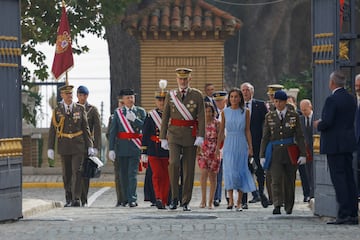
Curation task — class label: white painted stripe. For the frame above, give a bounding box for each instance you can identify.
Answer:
[87,187,110,207]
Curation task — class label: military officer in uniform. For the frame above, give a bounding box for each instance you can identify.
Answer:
[266,84,284,111]
[108,88,146,207]
[48,85,94,207]
[141,80,170,209]
[106,95,125,207]
[260,90,306,215]
[160,68,205,211]
[76,85,102,207]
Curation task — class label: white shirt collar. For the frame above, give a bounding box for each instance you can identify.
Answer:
[332,87,342,94]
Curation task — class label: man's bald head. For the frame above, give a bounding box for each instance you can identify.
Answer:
[300,99,313,117]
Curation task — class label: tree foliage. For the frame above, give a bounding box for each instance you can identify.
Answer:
[21,0,138,125]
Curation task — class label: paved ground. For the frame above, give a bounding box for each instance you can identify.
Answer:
[0,170,358,239]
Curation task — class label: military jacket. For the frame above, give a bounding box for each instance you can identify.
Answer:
[160,88,205,146]
[260,108,306,159]
[108,105,146,157]
[84,103,102,150]
[142,109,169,158]
[48,102,93,155]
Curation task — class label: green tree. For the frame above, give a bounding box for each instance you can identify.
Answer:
[21,0,138,125]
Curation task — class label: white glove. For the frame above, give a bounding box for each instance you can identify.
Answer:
[93,148,98,156]
[260,158,266,167]
[141,154,148,163]
[194,136,204,146]
[297,156,306,165]
[126,111,136,122]
[160,139,169,150]
[108,150,116,162]
[88,147,95,156]
[47,149,54,159]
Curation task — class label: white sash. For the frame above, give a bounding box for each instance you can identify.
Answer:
[149,109,162,130]
[169,90,193,120]
[116,108,142,149]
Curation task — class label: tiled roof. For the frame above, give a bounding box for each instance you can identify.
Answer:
[122,0,242,40]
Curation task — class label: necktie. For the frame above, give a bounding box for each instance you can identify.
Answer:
[66,105,71,115]
[280,112,284,123]
[181,89,186,101]
[306,116,310,127]
[245,102,249,108]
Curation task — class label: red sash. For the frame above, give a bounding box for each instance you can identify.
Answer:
[170,119,198,137]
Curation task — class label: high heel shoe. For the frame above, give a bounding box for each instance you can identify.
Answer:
[199,202,206,208]
[227,205,233,209]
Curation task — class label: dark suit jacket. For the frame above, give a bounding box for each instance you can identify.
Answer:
[249,99,268,158]
[300,114,313,152]
[317,88,357,154]
[109,105,146,157]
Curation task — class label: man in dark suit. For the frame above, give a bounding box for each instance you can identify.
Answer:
[240,82,269,208]
[299,99,314,200]
[354,74,360,200]
[314,70,358,225]
[204,83,218,117]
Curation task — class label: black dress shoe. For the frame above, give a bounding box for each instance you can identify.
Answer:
[115,201,122,207]
[268,200,273,205]
[156,199,166,209]
[129,202,138,207]
[183,204,191,211]
[272,206,281,215]
[169,199,178,210]
[327,216,358,225]
[303,196,311,203]
[242,203,248,209]
[260,194,269,208]
[213,199,220,207]
[249,196,260,203]
[286,210,292,215]
[81,200,88,207]
[121,202,128,207]
[64,201,72,207]
[71,200,81,207]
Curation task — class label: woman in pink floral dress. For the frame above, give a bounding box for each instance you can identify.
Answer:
[197,102,221,209]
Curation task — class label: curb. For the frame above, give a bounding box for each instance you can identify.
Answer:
[22,199,63,218]
[22,180,303,188]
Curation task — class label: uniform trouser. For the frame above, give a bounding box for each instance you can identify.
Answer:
[270,155,297,213]
[305,160,314,198]
[113,158,125,203]
[266,171,273,202]
[149,156,170,205]
[327,153,358,219]
[80,154,89,204]
[168,143,197,205]
[144,163,156,203]
[61,153,83,201]
[298,163,310,198]
[214,159,223,201]
[118,155,139,203]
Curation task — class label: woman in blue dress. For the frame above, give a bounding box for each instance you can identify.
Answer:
[216,88,256,211]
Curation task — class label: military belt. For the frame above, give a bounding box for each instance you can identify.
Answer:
[60,130,83,139]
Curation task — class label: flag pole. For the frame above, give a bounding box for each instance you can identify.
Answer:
[63,0,68,86]
[65,71,69,85]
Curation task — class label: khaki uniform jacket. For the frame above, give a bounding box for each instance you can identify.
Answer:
[84,103,102,150]
[48,102,93,155]
[260,108,306,160]
[160,88,205,146]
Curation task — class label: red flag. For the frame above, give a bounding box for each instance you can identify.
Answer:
[340,0,344,31]
[51,4,74,80]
